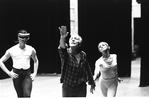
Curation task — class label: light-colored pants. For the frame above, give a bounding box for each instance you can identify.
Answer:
[99,76,118,97]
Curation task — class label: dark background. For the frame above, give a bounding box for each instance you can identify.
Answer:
[0,0,132,79]
[78,0,132,77]
[139,0,149,87]
[0,0,70,79]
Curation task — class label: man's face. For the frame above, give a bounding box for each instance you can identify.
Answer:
[69,35,82,47]
[18,33,30,43]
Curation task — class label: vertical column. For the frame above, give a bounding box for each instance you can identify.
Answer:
[132,0,141,54]
[70,0,78,35]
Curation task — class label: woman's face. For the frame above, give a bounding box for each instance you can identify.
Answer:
[98,42,109,52]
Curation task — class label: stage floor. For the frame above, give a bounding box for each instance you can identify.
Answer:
[1,58,149,98]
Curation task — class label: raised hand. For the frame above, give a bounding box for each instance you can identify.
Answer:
[58,26,69,37]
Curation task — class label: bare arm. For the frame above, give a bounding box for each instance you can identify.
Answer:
[0,50,18,79]
[58,26,69,49]
[0,51,11,75]
[94,60,100,80]
[30,49,39,81]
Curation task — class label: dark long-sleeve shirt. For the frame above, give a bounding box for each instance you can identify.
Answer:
[58,47,95,87]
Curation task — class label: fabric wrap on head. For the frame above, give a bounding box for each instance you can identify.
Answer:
[98,42,110,52]
[18,33,30,37]
[18,32,30,41]
[69,34,82,46]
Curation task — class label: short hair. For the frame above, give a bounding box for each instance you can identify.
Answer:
[98,41,110,52]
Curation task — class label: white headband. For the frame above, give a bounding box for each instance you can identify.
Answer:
[18,33,30,37]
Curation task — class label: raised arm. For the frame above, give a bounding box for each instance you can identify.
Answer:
[58,26,69,49]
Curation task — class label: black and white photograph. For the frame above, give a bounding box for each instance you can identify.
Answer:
[0,0,147,98]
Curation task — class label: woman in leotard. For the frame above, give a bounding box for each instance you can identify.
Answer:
[94,42,122,97]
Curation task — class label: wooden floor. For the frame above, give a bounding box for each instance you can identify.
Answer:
[0,57,149,98]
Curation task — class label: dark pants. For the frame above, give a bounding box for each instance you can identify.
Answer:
[12,68,32,98]
[62,82,87,97]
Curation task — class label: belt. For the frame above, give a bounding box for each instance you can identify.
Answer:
[13,67,30,71]
[13,67,31,75]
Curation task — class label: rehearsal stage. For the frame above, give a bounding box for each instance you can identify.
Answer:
[1,58,149,98]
